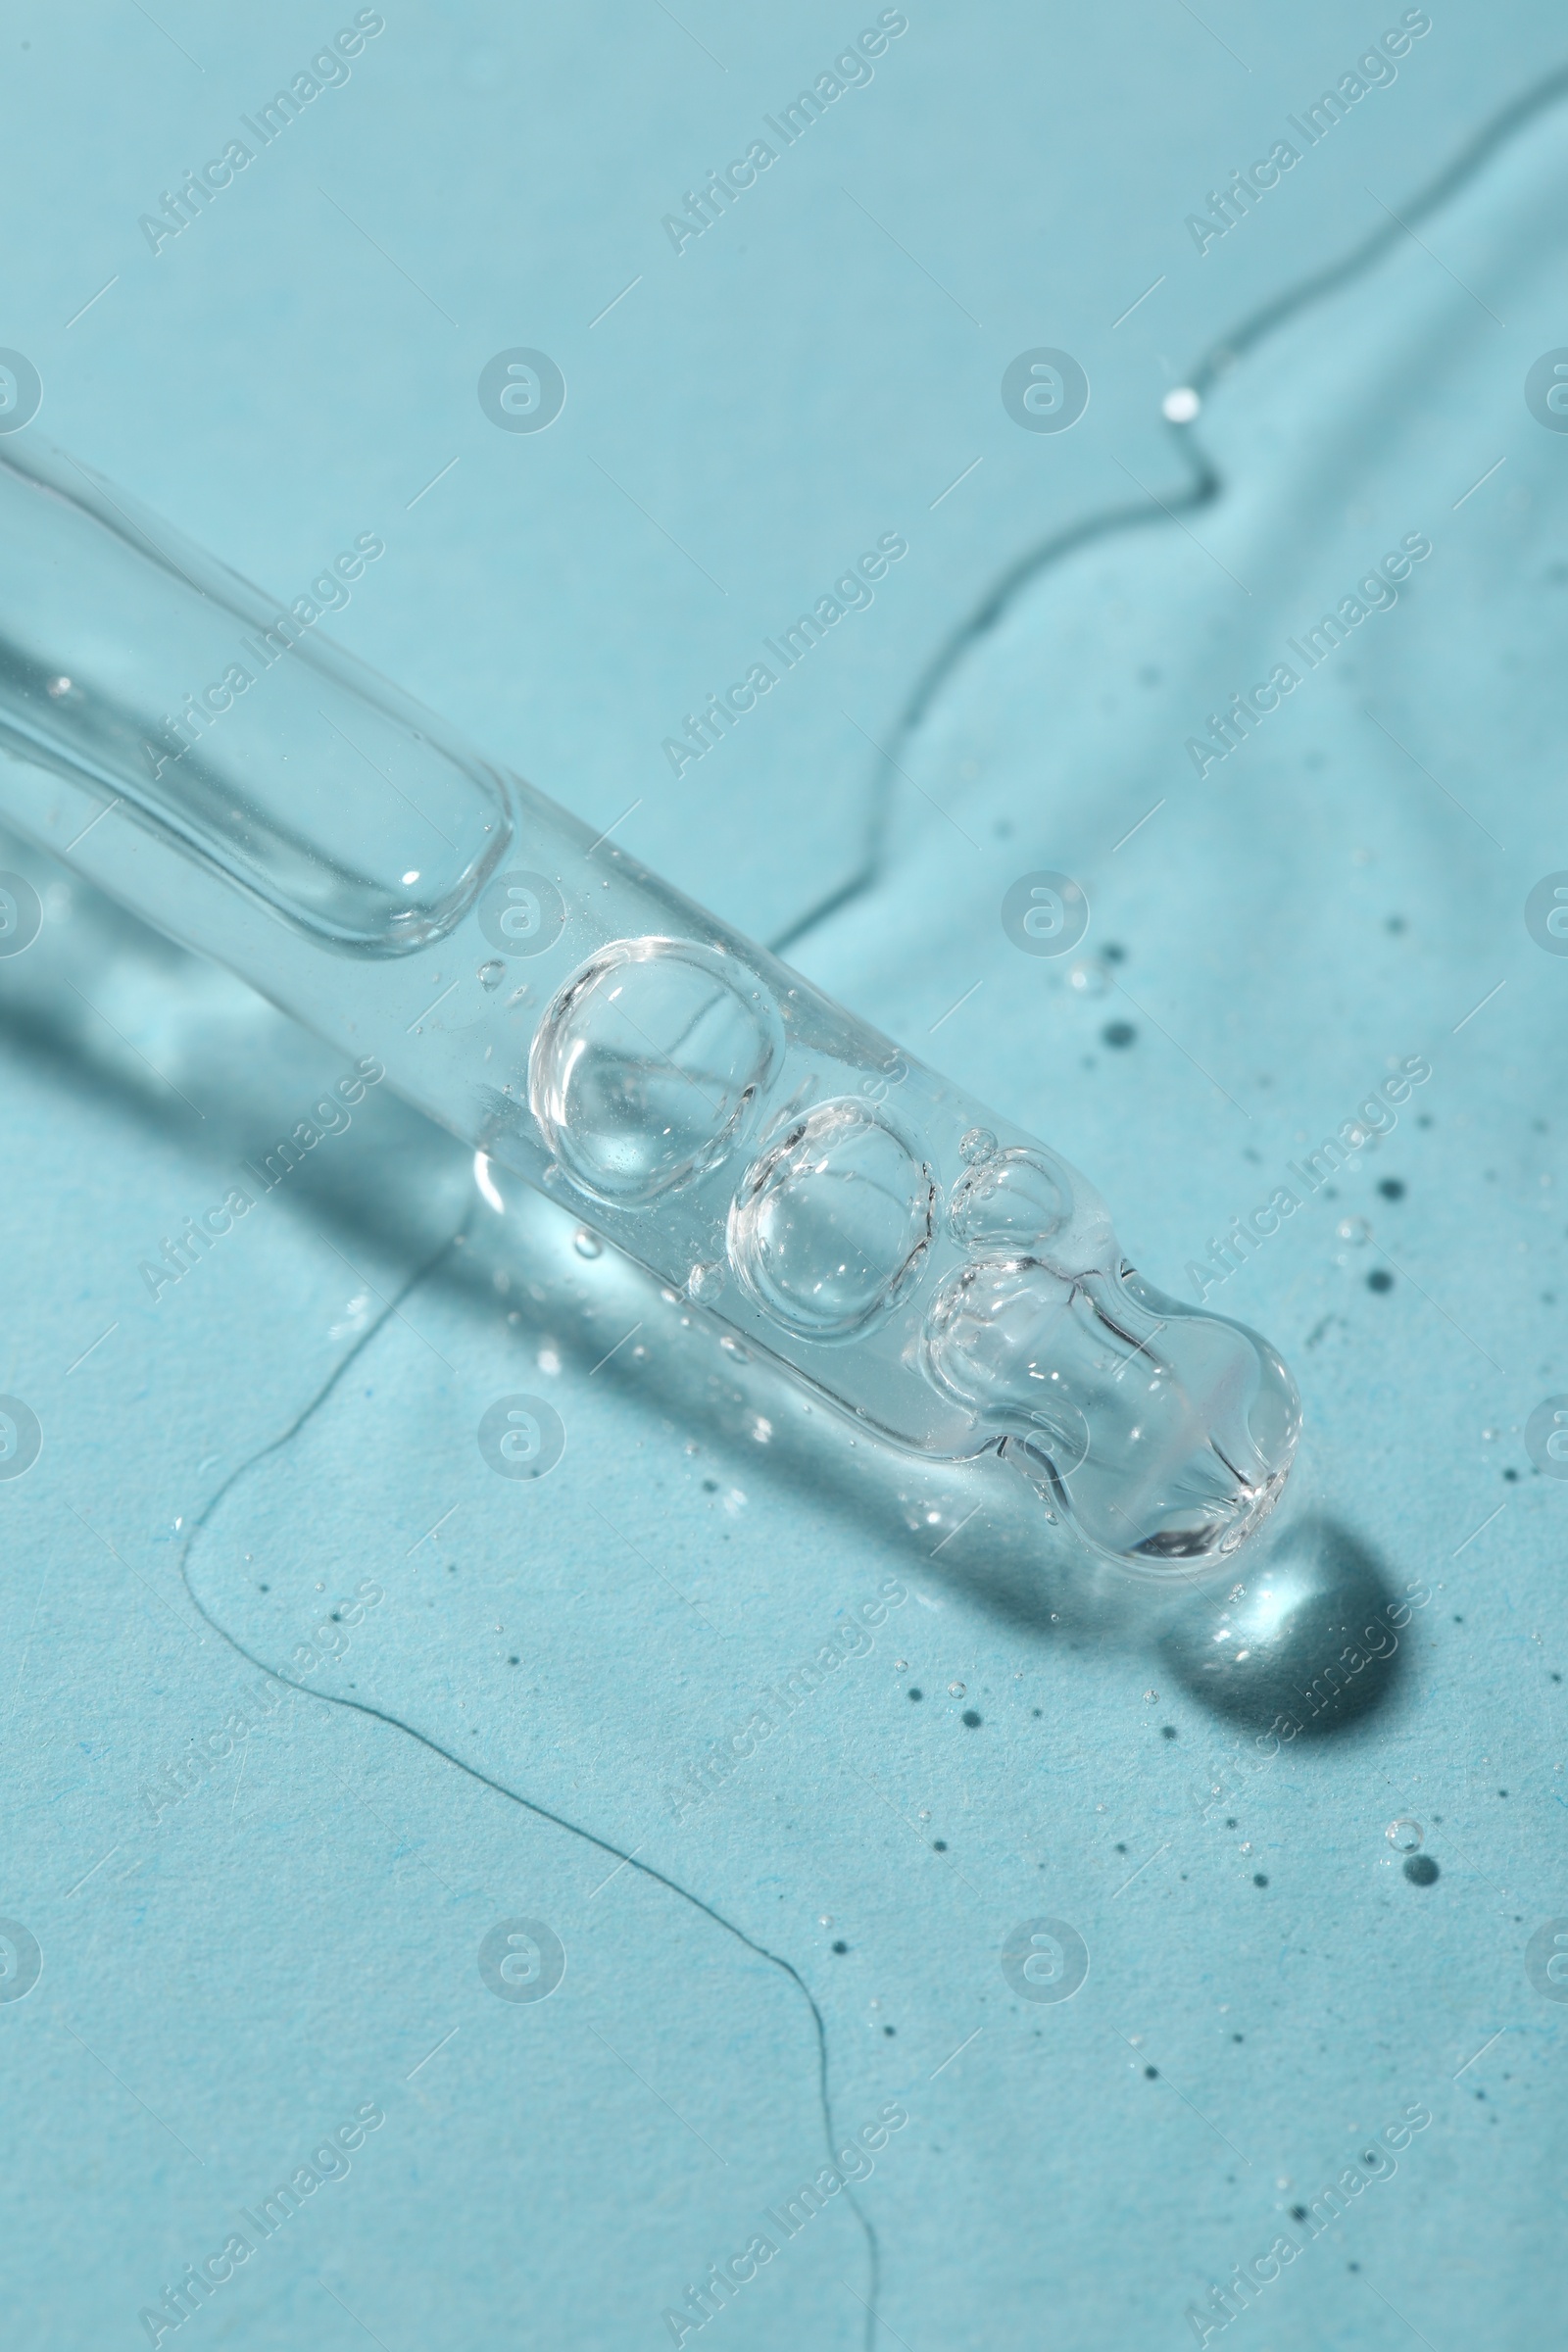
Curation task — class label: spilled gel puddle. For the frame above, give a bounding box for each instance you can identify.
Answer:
[175,1233,887,2345]
[769,59,1568,963]
[7,71,1567,2342]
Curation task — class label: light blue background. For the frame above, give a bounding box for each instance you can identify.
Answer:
[1,4,1565,2346]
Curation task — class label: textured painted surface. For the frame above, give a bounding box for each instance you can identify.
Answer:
[1,5,1564,2347]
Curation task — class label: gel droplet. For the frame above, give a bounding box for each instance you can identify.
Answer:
[572,1228,603,1259]
[1159,1515,1397,1730]
[958,1126,997,1164]
[530,937,781,1205]
[1386,1818,1423,1852]
[728,1100,934,1339]
[477,957,506,990]
[687,1258,726,1302]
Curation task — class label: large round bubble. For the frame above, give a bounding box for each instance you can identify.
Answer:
[529,937,781,1206]
[728,1099,935,1339]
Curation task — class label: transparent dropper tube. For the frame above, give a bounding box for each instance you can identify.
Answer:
[0,438,1299,1568]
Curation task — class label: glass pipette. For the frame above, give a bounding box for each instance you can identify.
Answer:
[0,437,1299,1567]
